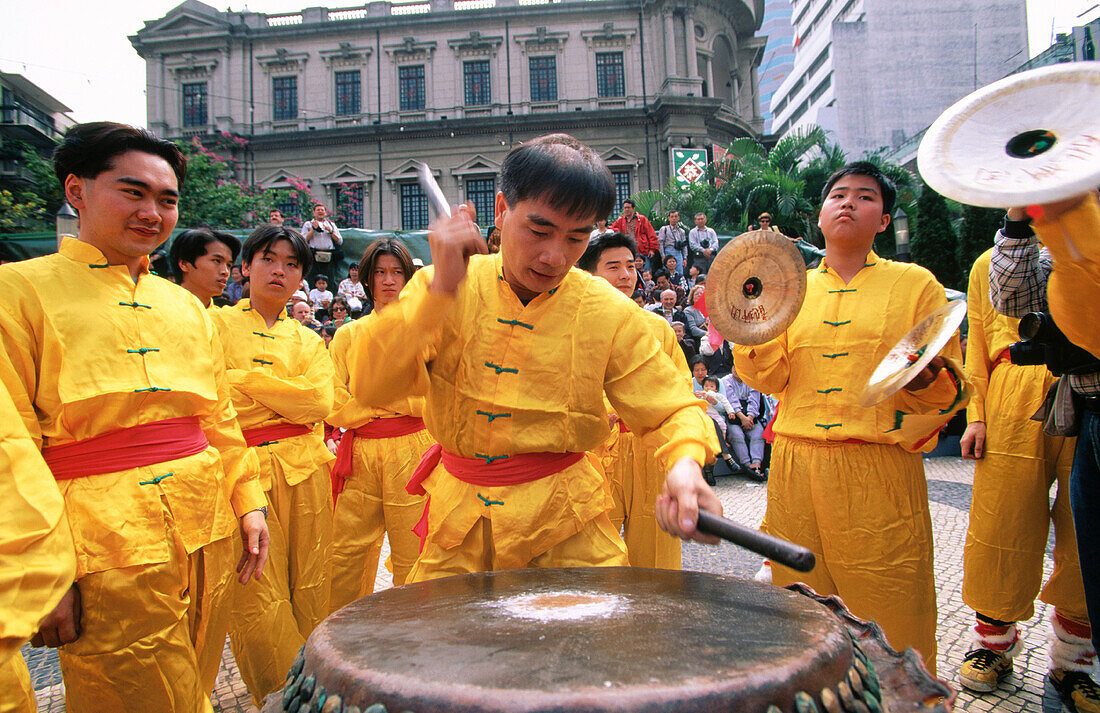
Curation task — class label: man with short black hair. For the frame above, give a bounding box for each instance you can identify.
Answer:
[170,226,241,307]
[658,210,688,272]
[612,199,658,270]
[0,121,269,712]
[347,134,721,581]
[734,161,968,673]
[303,203,343,285]
[269,209,285,226]
[688,212,718,273]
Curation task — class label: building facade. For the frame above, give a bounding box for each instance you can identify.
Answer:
[131,0,766,231]
[769,0,1027,158]
[0,73,73,196]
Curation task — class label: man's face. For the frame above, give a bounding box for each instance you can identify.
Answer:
[65,150,179,262]
[269,210,283,226]
[661,290,675,309]
[495,193,593,302]
[692,362,707,381]
[622,202,635,219]
[243,238,303,306]
[181,240,233,301]
[291,300,311,323]
[817,174,889,249]
[669,212,679,226]
[694,214,706,229]
[656,275,670,290]
[371,253,407,307]
[672,323,685,340]
[313,205,327,221]
[759,215,771,228]
[230,264,242,283]
[593,246,637,297]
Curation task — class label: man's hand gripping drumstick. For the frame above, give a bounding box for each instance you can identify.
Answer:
[428,204,487,296]
[656,456,723,545]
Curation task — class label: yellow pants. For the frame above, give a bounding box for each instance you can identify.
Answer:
[609,430,681,569]
[409,512,628,582]
[963,363,1087,624]
[0,655,34,713]
[764,436,938,674]
[329,429,433,611]
[229,466,332,708]
[59,503,234,713]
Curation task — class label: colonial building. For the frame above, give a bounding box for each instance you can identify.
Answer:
[131,0,765,230]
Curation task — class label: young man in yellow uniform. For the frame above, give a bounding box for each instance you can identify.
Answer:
[346,134,721,581]
[733,162,967,674]
[576,231,700,569]
[0,385,77,713]
[170,226,241,308]
[211,224,335,707]
[0,122,269,713]
[327,238,433,609]
[957,247,1092,698]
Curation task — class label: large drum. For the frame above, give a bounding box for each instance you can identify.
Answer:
[269,568,953,713]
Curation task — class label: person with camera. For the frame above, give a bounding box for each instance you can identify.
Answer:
[956,247,1092,708]
[988,196,1100,713]
[657,210,688,273]
[303,203,343,286]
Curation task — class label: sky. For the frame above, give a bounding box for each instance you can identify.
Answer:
[0,0,1092,127]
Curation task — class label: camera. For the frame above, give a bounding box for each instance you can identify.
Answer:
[1009,312,1100,376]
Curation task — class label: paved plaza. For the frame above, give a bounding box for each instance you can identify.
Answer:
[22,456,1090,712]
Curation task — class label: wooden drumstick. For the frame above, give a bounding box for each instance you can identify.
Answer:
[696,510,816,573]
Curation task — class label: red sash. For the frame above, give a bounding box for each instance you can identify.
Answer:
[617,420,631,434]
[241,422,312,448]
[330,416,426,503]
[405,445,586,550]
[995,347,1012,366]
[42,417,209,481]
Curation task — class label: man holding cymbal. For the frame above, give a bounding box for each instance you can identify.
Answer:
[734,161,968,674]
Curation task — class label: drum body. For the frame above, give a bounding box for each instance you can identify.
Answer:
[268,568,953,713]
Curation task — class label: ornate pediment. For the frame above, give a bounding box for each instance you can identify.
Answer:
[601,146,640,166]
[320,42,373,68]
[513,26,569,55]
[383,37,437,63]
[136,1,229,37]
[447,31,504,58]
[581,23,637,50]
[166,52,219,77]
[450,154,501,177]
[257,48,310,73]
[320,164,376,185]
[258,169,310,189]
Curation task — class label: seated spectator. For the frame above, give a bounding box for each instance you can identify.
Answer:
[647,288,688,326]
[639,268,655,295]
[633,254,646,292]
[589,217,613,240]
[671,321,697,363]
[721,366,767,480]
[700,375,740,473]
[308,275,333,320]
[646,270,684,305]
[687,264,703,287]
[701,337,733,379]
[226,264,245,304]
[631,289,647,308]
[690,356,708,392]
[682,285,708,342]
[664,255,690,294]
[326,296,354,328]
[337,264,366,314]
[321,323,338,347]
[291,298,323,333]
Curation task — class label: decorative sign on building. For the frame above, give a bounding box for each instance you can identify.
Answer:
[672,148,708,186]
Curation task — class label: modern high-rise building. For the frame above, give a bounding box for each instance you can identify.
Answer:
[757,0,795,134]
[131,0,767,231]
[769,0,1027,158]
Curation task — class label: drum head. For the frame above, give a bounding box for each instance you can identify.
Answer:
[308,568,852,712]
[918,63,1100,207]
[706,230,807,346]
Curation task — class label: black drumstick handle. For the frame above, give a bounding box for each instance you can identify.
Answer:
[696,510,816,573]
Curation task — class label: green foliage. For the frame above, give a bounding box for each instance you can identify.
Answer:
[957,205,1001,279]
[911,182,961,289]
[176,137,270,229]
[0,189,45,231]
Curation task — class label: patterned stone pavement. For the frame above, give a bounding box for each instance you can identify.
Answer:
[22,456,1092,712]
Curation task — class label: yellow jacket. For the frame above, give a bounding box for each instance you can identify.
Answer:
[328,312,425,429]
[0,384,76,660]
[0,238,265,578]
[210,300,335,489]
[1036,197,1100,360]
[347,253,715,469]
[964,248,1045,423]
[733,253,966,451]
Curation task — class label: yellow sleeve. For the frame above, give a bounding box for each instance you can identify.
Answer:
[894,277,968,416]
[329,324,356,425]
[347,267,451,407]
[964,258,993,424]
[230,330,335,425]
[0,384,76,660]
[731,335,790,397]
[202,321,266,518]
[605,310,719,469]
[1038,196,1100,359]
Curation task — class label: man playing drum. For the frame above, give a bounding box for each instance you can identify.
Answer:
[734,162,968,673]
[345,134,721,581]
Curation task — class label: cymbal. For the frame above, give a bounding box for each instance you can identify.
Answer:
[860,300,967,407]
[706,230,807,346]
[918,63,1100,207]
